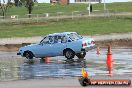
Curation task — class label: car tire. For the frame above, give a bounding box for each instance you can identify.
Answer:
[24,51,34,59]
[64,49,75,59]
[76,51,86,59]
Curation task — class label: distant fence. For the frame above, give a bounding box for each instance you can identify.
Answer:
[0,10,132,23]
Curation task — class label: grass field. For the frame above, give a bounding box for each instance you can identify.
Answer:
[1,2,132,38]
[0,17,132,38]
[6,2,132,16]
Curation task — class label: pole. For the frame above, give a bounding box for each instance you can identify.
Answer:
[88,0,91,16]
[104,0,106,16]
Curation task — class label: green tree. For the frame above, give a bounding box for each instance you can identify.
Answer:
[0,0,12,19]
[14,0,36,18]
[25,0,34,18]
[14,0,23,7]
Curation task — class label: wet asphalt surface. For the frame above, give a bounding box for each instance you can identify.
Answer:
[0,47,132,80]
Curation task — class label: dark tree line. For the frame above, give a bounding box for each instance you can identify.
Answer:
[26,0,34,17]
[0,0,12,18]
[14,0,36,17]
[0,0,37,18]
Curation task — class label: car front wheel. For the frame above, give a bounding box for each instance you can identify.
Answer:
[64,49,75,59]
[24,51,34,59]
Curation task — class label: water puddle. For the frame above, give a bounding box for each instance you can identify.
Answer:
[0,47,132,80]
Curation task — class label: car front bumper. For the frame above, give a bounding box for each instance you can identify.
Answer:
[17,52,21,55]
[82,45,96,52]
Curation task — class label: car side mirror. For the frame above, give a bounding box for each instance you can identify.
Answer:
[39,43,43,46]
[68,40,71,42]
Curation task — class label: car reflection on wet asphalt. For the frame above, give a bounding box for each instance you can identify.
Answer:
[0,47,132,80]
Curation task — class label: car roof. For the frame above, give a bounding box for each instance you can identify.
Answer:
[48,32,77,36]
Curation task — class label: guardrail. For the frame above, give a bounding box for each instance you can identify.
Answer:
[0,10,132,24]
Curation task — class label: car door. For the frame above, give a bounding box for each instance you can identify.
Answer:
[49,35,67,56]
[34,36,54,57]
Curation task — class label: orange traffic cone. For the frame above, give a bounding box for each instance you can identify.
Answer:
[44,57,50,64]
[84,71,88,78]
[106,45,113,76]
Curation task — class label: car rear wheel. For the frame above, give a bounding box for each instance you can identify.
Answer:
[76,51,86,59]
[64,49,75,59]
[24,51,34,59]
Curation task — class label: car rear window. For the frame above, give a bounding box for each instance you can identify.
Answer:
[68,33,82,41]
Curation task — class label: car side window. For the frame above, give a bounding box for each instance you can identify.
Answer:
[61,36,67,43]
[57,36,62,43]
[54,35,67,43]
[54,36,58,43]
[49,36,54,44]
[56,36,67,43]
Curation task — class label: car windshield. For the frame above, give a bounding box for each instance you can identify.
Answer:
[68,33,82,41]
[40,36,49,44]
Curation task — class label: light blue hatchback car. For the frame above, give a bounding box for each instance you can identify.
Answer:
[17,32,96,60]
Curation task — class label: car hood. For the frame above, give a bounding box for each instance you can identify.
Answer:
[19,43,39,50]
